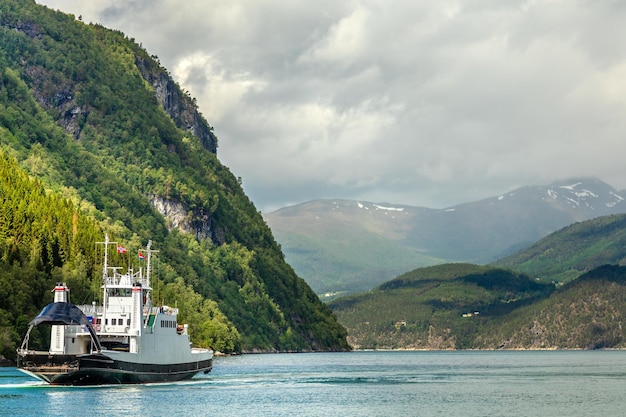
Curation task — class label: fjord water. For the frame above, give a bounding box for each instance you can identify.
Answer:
[2,351,626,416]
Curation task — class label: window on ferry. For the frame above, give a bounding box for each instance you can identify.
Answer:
[127,319,131,326]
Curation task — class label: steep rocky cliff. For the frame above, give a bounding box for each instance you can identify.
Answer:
[135,55,217,154]
[150,194,223,243]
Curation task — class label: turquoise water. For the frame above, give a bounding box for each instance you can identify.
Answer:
[2,350,626,416]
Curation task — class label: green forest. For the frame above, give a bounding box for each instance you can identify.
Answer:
[493,213,626,284]
[330,264,554,349]
[0,0,348,361]
[330,216,626,351]
[330,262,626,350]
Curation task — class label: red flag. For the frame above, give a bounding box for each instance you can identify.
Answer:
[117,244,127,254]
[138,251,145,260]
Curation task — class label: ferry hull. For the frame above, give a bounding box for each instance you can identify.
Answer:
[18,352,213,385]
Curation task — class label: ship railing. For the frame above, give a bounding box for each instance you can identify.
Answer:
[78,304,178,317]
[141,306,179,316]
[154,305,179,315]
[77,304,104,315]
[104,269,150,288]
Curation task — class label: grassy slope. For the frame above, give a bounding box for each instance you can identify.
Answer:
[493,214,626,284]
[265,201,444,296]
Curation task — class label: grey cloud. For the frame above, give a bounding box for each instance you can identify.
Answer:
[37,0,626,211]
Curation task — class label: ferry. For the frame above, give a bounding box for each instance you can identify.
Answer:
[16,235,213,385]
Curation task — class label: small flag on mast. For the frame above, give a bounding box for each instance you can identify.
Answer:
[117,244,127,254]
[138,251,145,260]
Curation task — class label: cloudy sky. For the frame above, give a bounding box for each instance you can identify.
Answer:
[37,0,626,212]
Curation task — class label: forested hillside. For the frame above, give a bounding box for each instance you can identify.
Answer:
[330,264,554,349]
[493,213,626,284]
[474,265,626,349]
[0,0,348,361]
[0,154,102,357]
[330,263,626,350]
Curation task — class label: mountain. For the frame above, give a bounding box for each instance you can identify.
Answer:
[330,212,626,350]
[330,263,626,350]
[264,178,626,296]
[493,213,626,284]
[329,264,554,349]
[263,200,445,298]
[0,0,348,359]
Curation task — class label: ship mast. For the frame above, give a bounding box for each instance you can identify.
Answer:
[98,233,118,281]
[102,234,110,283]
[146,240,152,288]
[143,240,158,308]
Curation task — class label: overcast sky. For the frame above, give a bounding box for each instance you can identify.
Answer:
[37,0,626,212]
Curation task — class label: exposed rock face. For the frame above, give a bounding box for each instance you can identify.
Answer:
[135,56,218,154]
[150,195,224,244]
[150,195,187,230]
[62,105,89,139]
[2,19,42,39]
[136,57,222,243]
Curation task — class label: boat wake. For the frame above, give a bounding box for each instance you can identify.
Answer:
[0,370,212,391]
[0,380,48,389]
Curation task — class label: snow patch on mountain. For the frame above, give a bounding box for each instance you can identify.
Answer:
[373,204,404,212]
[559,182,582,191]
[540,180,626,211]
[608,192,625,207]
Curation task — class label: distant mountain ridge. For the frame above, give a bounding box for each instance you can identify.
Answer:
[329,215,626,350]
[263,178,626,296]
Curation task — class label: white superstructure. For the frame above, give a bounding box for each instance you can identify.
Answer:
[17,235,213,385]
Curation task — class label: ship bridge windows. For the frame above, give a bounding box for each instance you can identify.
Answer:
[160,320,177,328]
[108,288,131,297]
[108,318,131,326]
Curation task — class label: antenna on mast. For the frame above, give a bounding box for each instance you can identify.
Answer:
[144,240,158,289]
[96,234,118,283]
